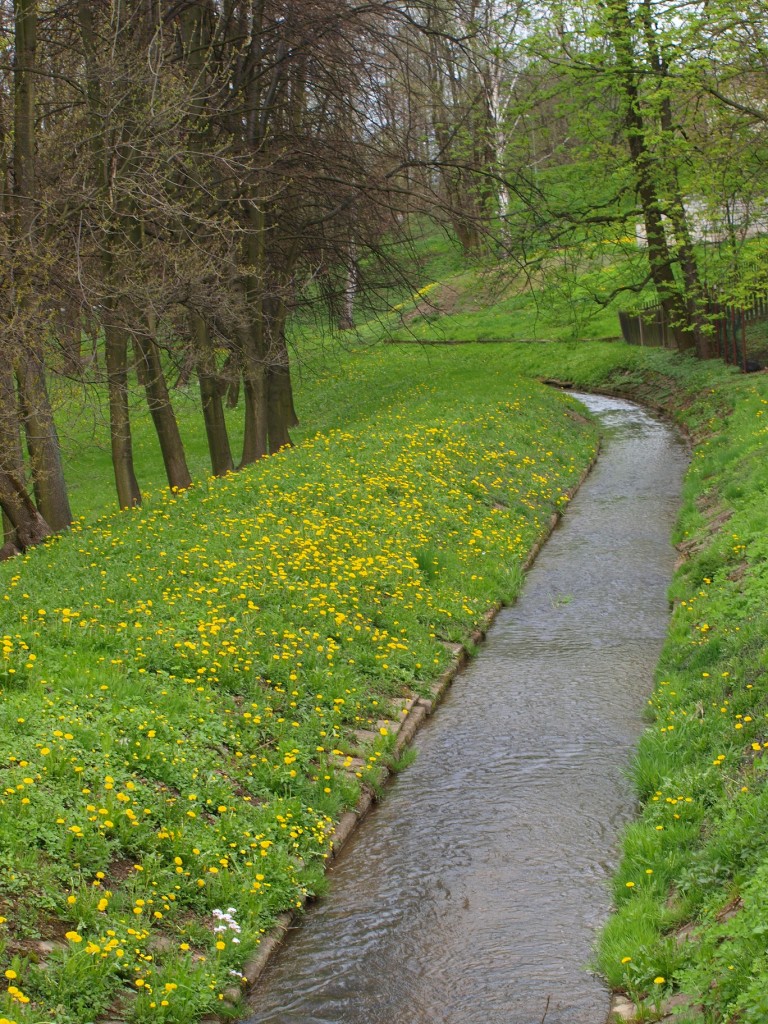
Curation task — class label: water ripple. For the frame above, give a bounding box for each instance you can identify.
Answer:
[244,394,688,1024]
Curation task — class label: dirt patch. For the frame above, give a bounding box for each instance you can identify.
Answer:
[675,508,733,566]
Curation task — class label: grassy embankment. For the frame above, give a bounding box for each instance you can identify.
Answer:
[52,228,630,521]
[589,361,768,1024]
[0,344,601,1024]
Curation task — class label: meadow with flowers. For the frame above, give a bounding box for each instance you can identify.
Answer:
[2,332,768,1023]
[0,342,600,1024]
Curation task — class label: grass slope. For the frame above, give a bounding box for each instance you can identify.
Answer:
[0,345,598,1024]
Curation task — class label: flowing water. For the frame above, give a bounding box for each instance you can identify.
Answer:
[244,393,688,1024]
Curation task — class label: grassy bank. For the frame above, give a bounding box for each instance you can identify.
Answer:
[0,345,599,1024]
[591,369,768,1024]
[5,324,768,1024]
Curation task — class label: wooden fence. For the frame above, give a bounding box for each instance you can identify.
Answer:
[618,291,768,370]
[618,302,675,349]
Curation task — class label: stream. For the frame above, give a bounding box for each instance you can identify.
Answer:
[243,393,688,1024]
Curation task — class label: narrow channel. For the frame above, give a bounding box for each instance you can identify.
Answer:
[244,393,688,1024]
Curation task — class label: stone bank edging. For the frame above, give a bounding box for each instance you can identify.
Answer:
[212,444,602,1020]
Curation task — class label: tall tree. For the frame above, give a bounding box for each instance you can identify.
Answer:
[0,0,71,549]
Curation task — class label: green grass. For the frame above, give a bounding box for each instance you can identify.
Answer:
[7,217,768,1023]
[51,381,247,521]
[344,264,627,346]
[52,222,755,522]
[0,343,601,1024]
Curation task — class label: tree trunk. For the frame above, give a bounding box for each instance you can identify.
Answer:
[637,0,710,358]
[656,127,710,354]
[0,341,50,552]
[266,319,298,454]
[11,0,71,534]
[665,189,711,358]
[13,0,36,238]
[15,351,72,531]
[267,368,295,454]
[240,365,268,466]
[238,209,269,467]
[339,253,357,330]
[0,361,25,551]
[193,315,234,476]
[104,318,141,509]
[606,0,693,351]
[0,469,50,550]
[133,324,192,491]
